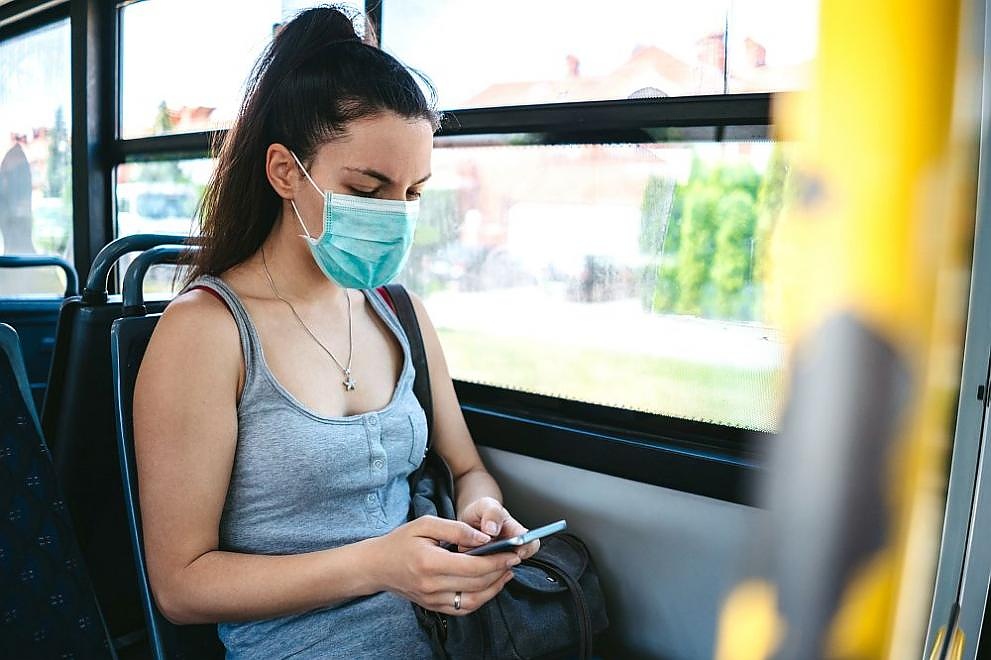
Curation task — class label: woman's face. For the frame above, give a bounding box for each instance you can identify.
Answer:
[289,112,434,238]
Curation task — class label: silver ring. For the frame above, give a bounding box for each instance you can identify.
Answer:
[454,591,462,611]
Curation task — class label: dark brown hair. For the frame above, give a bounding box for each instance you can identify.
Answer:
[187,5,439,281]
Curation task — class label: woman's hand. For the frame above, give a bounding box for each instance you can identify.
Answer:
[458,497,541,560]
[369,516,519,616]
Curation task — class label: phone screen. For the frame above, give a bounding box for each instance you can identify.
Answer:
[464,519,567,556]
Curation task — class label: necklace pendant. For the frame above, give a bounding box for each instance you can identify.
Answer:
[343,370,356,391]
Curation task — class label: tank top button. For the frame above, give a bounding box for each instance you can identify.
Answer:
[373,459,384,470]
[368,416,378,426]
[366,493,377,504]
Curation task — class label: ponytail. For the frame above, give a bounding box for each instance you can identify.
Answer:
[188,4,438,281]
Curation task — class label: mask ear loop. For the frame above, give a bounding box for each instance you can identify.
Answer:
[288,200,313,241]
[288,150,325,241]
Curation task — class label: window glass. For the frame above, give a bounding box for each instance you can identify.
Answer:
[383,0,817,109]
[399,141,791,432]
[115,158,214,298]
[0,19,73,297]
[119,0,364,138]
[115,144,786,432]
[116,159,212,238]
[727,0,818,93]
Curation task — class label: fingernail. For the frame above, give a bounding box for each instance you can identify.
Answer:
[474,531,490,543]
[484,521,499,535]
[508,557,521,568]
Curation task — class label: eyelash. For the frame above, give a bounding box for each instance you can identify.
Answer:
[350,187,422,201]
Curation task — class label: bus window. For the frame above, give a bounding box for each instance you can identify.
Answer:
[0,18,72,297]
[116,161,212,238]
[118,0,365,139]
[383,0,817,109]
[115,160,213,299]
[398,141,790,432]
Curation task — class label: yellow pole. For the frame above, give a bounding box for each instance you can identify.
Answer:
[717,0,976,656]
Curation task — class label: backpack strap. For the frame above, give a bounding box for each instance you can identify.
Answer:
[377,284,433,449]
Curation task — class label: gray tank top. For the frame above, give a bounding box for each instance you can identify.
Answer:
[186,275,434,660]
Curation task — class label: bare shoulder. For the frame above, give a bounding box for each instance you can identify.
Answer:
[406,289,434,327]
[151,289,239,352]
[404,289,449,372]
[138,288,242,392]
[407,289,425,308]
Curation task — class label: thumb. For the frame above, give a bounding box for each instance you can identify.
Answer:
[479,508,504,537]
[416,516,491,547]
[466,498,505,537]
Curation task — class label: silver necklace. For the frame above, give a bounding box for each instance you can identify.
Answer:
[261,249,356,391]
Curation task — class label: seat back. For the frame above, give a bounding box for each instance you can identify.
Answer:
[0,254,79,411]
[0,322,115,659]
[40,234,189,641]
[111,247,224,660]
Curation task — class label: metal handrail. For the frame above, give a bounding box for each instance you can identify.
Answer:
[121,245,197,317]
[83,234,191,304]
[0,254,80,297]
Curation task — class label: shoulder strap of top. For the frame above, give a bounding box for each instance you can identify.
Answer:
[182,275,261,385]
[377,284,433,449]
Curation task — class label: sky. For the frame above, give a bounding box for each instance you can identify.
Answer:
[0,1,818,140]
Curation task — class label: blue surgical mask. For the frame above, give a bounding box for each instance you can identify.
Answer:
[289,151,419,289]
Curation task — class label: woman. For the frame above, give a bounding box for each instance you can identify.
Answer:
[134,6,538,658]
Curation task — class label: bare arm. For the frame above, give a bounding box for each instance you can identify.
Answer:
[135,291,378,623]
[409,293,539,557]
[136,291,515,625]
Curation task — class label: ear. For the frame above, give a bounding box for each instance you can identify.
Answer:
[266,143,300,200]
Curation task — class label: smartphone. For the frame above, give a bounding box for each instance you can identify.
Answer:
[464,520,567,556]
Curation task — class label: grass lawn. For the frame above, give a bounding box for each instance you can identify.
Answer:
[437,328,783,432]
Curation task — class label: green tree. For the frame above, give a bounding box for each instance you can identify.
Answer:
[711,190,757,317]
[639,176,676,254]
[753,146,791,284]
[653,189,683,312]
[45,106,69,198]
[674,177,720,316]
[715,162,761,201]
[402,188,459,294]
[638,154,766,320]
[138,102,186,183]
[638,175,678,312]
[152,100,174,134]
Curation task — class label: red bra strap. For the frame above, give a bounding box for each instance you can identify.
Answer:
[376,285,397,314]
[187,284,231,312]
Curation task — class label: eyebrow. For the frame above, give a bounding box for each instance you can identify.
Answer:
[343,167,431,186]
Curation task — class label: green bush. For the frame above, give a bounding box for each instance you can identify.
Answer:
[674,180,720,316]
[638,151,791,321]
[711,190,757,318]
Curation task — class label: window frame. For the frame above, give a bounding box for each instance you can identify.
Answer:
[0,1,67,40]
[2,0,782,504]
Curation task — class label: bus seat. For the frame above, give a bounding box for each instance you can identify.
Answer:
[0,254,79,411]
[111,246,224,660]
[40,234,189,642]
[0,322,115,659]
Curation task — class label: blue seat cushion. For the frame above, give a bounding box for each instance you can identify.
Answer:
[0,324,113,659]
